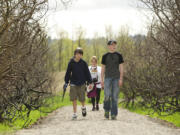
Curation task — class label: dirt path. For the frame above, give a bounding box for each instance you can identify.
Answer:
[14,105,180,135]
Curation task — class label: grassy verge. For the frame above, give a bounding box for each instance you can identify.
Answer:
[4,90,179,133]
[0,90,105,134]
[119,98,180,127]
[0,91,71,134]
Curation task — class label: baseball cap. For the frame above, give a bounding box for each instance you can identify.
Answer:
[107,40,117,45]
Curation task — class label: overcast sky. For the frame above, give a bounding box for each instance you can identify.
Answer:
[46,0,150,39]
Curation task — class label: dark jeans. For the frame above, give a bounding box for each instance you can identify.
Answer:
[103,78,120,116]
[91,88,101,106]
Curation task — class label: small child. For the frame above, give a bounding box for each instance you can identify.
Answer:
[88,56,102,111]
[64,48,92,120]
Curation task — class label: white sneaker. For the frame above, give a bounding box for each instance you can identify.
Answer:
[72,113,77,120]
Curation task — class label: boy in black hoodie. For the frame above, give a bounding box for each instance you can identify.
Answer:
[64,48,92,120]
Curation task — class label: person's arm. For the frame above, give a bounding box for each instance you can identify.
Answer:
[97,66,101,83]
[101,64,105,88]
[119,63,123,87]
[64,62,72,84]
[118,53,124,87]
[101,54,106,89]
[84,62,93,90]
[85,62,92,84]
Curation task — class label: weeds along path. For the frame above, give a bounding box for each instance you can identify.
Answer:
[14,105,180,135]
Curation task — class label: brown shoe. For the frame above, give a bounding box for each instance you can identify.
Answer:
[92,106,95,111]
[96,104,99,111]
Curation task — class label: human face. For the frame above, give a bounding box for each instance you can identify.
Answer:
[108,43,117,53]
[74,53,83,61]
[91,59,97,67]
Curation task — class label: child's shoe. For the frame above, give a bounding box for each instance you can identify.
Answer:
[104,111,109,119]
[96,104,99,111]
[82,107,87,117]
[111,115,117,120]
[92,106,95,111]
[72,113,77,120]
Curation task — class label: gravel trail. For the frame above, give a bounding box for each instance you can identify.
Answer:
[14,105,180,135]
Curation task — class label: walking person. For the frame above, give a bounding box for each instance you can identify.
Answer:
[87,56,102,111]
[101,40,124,120]
[64,48,93,120]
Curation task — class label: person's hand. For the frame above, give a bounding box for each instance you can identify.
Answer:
[63,83,68,90]
[119,79,123,87]
[89,84,93,90]
[101,81,104,89]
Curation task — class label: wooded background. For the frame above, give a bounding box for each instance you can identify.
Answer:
[47,0,180,115]
[0,0,179,127]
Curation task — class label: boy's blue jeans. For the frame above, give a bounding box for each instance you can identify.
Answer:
[103,78,120,116]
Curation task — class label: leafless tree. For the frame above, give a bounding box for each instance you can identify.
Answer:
[121,0,180,114]
[0,0,70,126]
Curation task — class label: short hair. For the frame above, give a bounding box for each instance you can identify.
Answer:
[91,56,98,63]
[74,47,83,55]
[107,40,117,45]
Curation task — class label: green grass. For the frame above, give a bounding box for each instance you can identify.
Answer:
[0,90,105,134]
[0,124,11,134]
[3,90,179,133]
[0,91,72,134]
[119,102,180,127]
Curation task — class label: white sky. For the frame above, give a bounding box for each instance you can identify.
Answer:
[45,0,150,39]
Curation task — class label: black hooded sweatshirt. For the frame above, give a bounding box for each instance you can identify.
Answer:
[64,58,92,86]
